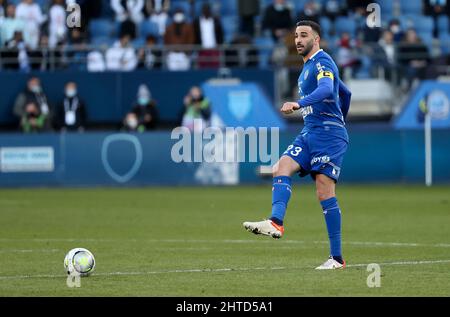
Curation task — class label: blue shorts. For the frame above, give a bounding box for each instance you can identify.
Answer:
[282,130,348,182]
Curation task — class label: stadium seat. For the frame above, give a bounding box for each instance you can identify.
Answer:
[438,15,450,35]
[376,0,394,16]
[171,0,192,16]
[221,15,239,44]
[91,36,116,47]
[139,20,159,38]
[334,17,357,36]
[290,0,308,14]
[415,16,435,34]
[319,17,333,38]
[253,36,275,69]
[89,19,116,38]
[399,0,423,15]
[439,33,450,54]
[218,0,237,16]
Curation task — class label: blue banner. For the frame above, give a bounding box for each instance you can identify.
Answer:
[394,81,450,129]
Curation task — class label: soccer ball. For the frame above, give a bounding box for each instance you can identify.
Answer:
[64,248,96,276]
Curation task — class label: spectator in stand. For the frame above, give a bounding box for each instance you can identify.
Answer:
[29,34,66,71]
[164,8,195,70]
[106,34,138,71]
[323,0,342,22]
[180,86,211,132]
[15,0,46,50]
[388,19,405,43]
[87,50,106,72]
[55,82,87,132]
[371,29,396,81]
[346,0,372,16]
[20,101,50,133]
[424,0,450,38]
[138,34,163,69]
[193,2,224,68]
[0,4,25,47]
[0,0,6,22]
[3,30,30,71]
[48,0,67,49]
[111,0,144,39]
[335,32,361,80]
[237,0,260,37]
[297,0,320,25]
[145,0,170,37]
[123,84,159,132]
[262,0,293,42]
[397,28,430,89]
[14,77,52,126]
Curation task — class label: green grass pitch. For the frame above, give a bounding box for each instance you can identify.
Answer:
[0,185,449,296]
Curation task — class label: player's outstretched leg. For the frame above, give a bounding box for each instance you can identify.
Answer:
[243,156,299,239]
[314,174,345,270]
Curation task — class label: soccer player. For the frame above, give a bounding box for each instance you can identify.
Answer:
[243,21,352,270]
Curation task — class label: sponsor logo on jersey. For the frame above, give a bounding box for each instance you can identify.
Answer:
[299,106,313,119]
[311,156,330,165]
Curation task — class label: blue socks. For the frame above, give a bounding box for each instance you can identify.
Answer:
[320,197,342,261]
[270,176,292,226]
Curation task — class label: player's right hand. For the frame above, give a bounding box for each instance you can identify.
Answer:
[280,102,301,114]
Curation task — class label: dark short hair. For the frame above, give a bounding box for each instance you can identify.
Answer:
[296,20,321,37]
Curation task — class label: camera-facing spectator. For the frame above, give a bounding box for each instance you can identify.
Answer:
[15,0,46,49]
[237,0,260,37]
[138,35,163,69]
[55,82,87,132]
[20,101,49,133]
[0,4,25,47]
[48,0,67,49]
[180,86,211,132]
[2,30,30,71]
[262,0,293,42]
[145,0,170,36]
[297,0,321,25]
[164,8,195,70]
[193,2,224,68]
[106,34,138,71]
[14,77,52,124]
[123,84,159,132]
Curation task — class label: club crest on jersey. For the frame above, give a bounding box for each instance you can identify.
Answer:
[304,69,309,80]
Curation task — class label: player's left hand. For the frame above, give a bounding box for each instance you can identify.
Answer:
[280,102,300,114]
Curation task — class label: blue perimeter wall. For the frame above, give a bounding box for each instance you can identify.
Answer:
[0,129,449,187]
[0,70,275,125]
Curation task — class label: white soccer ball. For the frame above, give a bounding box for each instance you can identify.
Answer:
[64,248,96,277]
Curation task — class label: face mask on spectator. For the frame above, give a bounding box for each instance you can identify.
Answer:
[274,4,285,11]
[30,85,41,93]
[138,97,149,106]
[127,116,138,129]
[173,13,185,23]
[390,24,400,34]
[66,89,77,98]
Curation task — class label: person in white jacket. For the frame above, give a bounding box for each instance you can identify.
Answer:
[111,0,144,24]
[48,0,67,48]
[105,34,138,71]
[15,0,46,49]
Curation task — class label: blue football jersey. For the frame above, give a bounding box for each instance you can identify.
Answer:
[297,49,346,133]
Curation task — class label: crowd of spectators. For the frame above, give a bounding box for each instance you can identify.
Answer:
[2,0,450,131]
[0,0,448,76]
[10,75,214,133]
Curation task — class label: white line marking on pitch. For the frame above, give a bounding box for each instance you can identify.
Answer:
[0,259,449,281]
[0,249,60,254]
[0,238,449,248]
